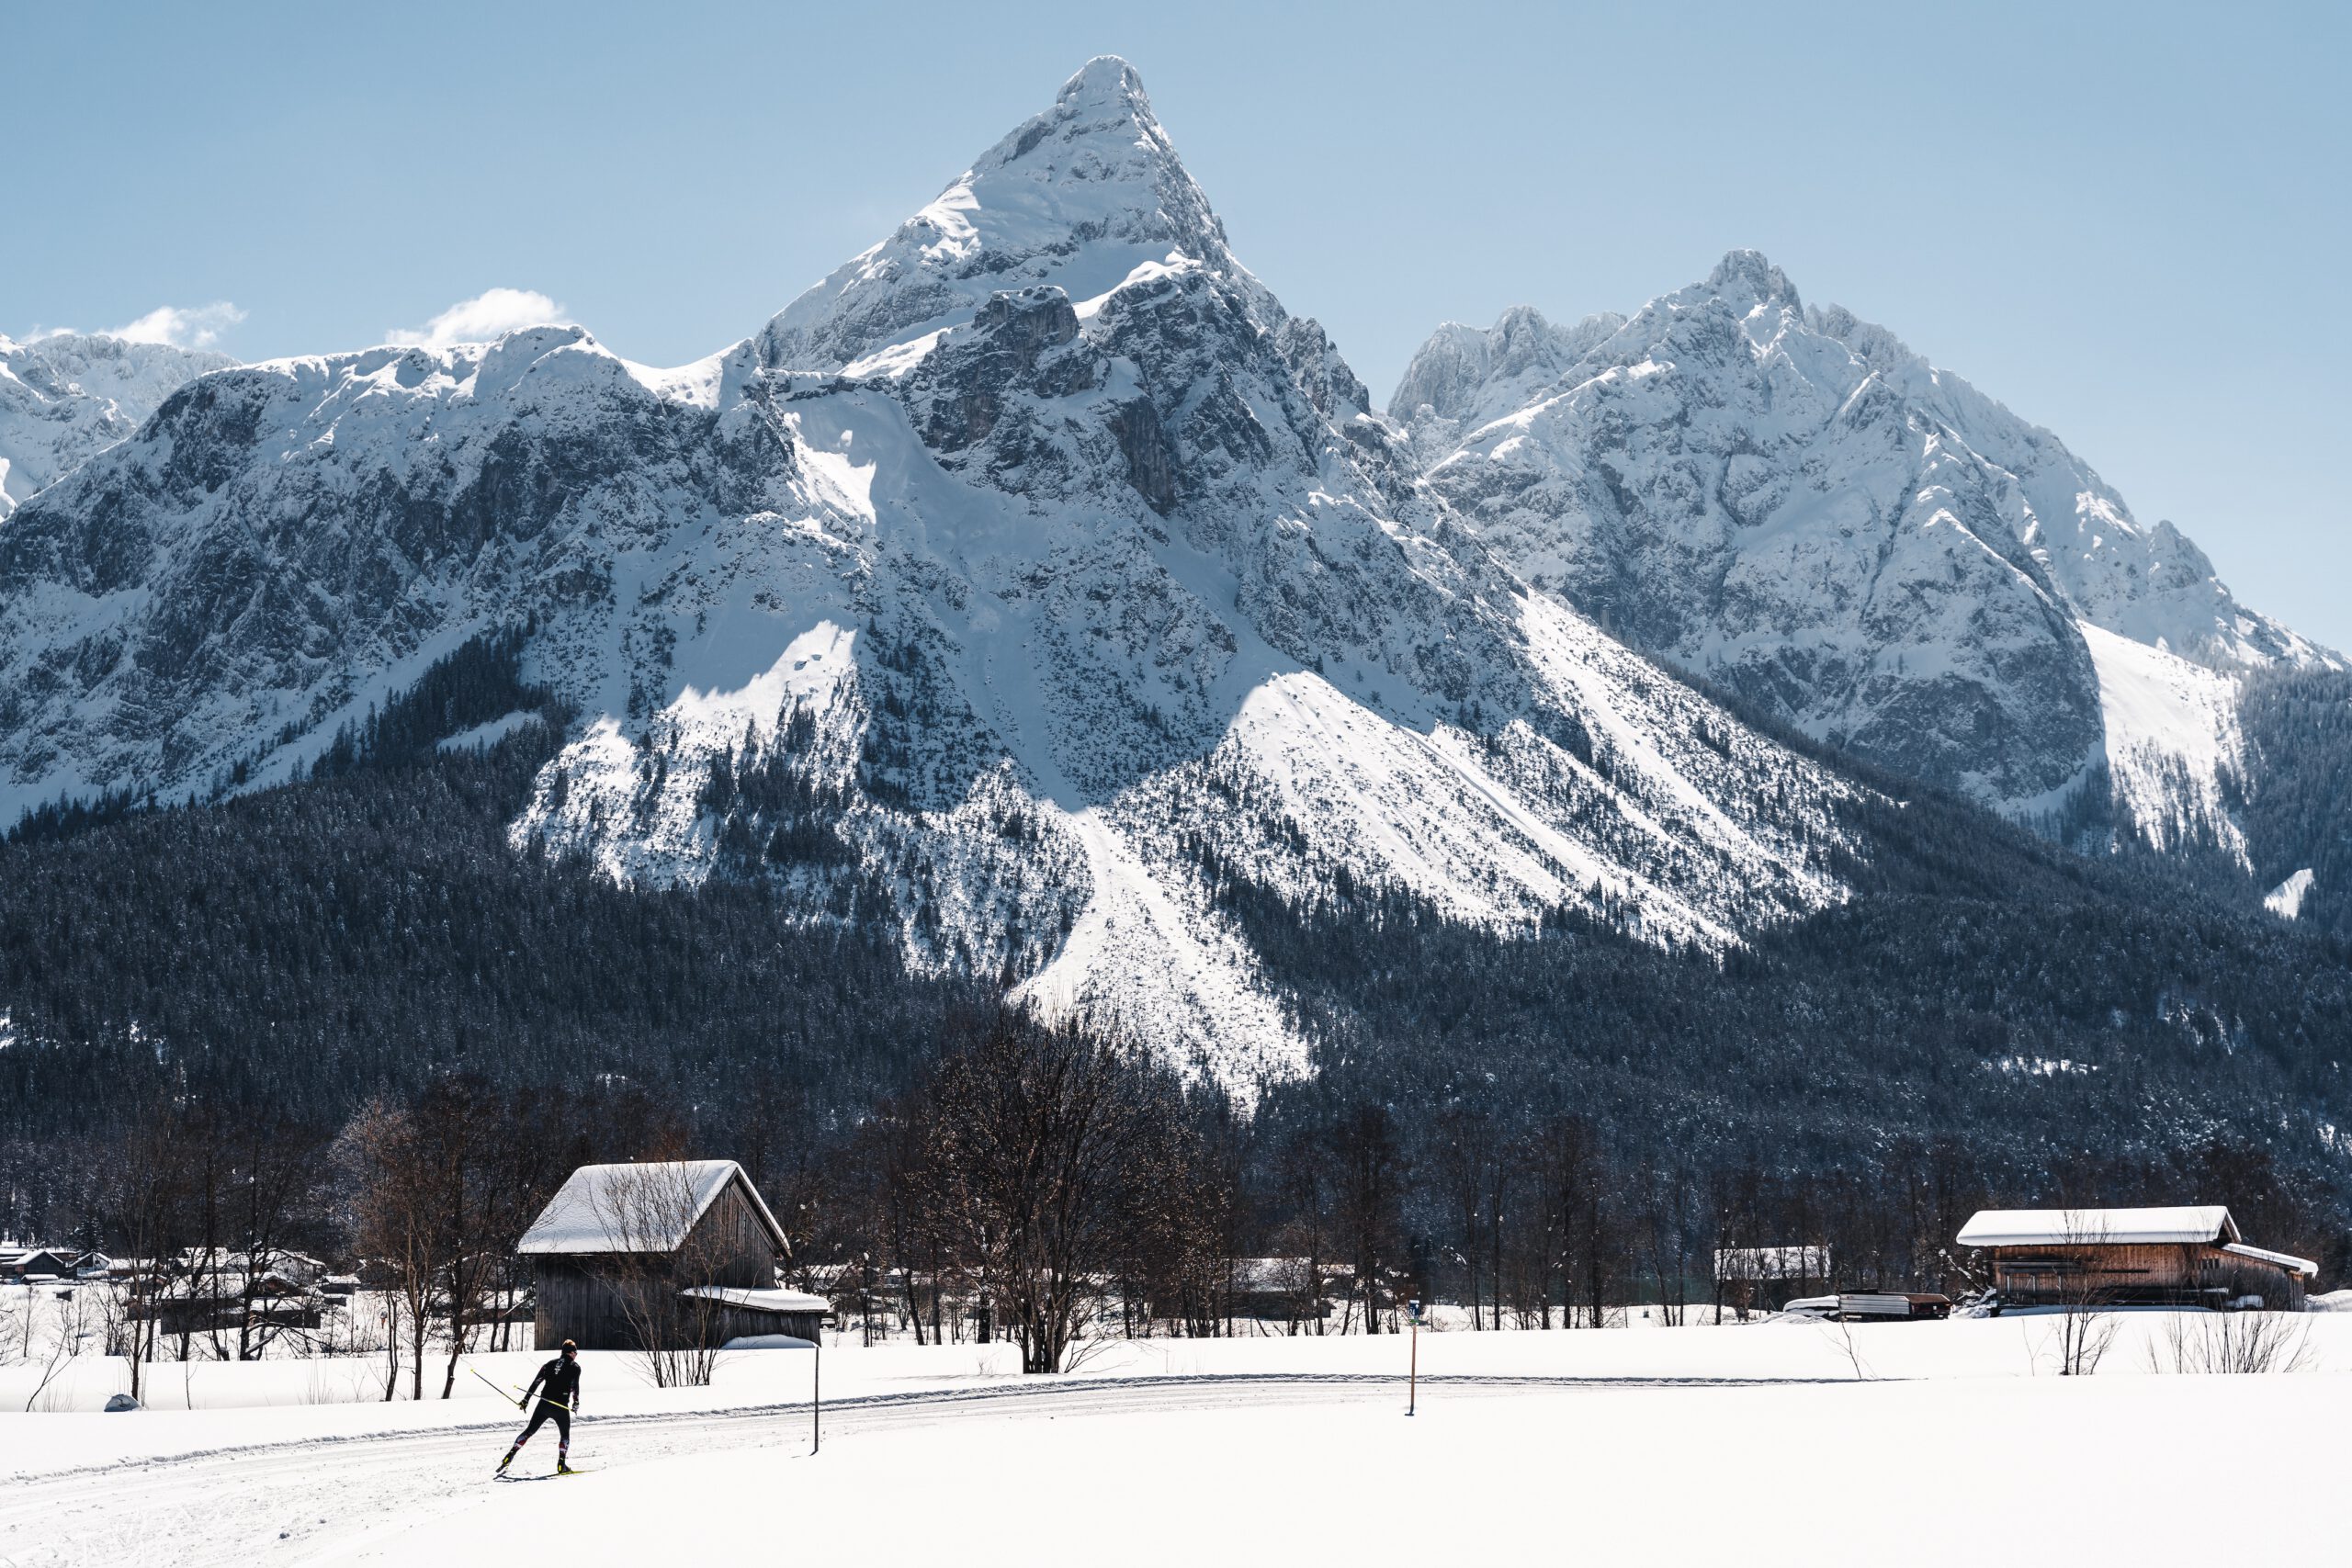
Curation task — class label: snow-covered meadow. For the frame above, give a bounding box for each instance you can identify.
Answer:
[4,1304,2348,1566]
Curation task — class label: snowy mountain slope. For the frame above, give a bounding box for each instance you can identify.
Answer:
[2078,622,2245,856]
[509,64,1864,1080]
[0,62,1863,1089]
[0,332,235,518]
[2265,867,2314,920]
[1395,254,2338,836]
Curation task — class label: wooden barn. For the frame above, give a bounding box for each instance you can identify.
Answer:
[0,1247,80,1281]
[1957,1205,2316,1311]
[518,1160,821,1351]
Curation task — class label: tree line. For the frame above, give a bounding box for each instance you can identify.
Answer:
[19,1006,2342,1393]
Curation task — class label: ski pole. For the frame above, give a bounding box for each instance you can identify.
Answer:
[469,1362,574,1414]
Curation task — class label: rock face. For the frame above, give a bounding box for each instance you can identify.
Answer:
[0,61,1863,1090]
[0,327,797,822]
[0,333,235,517]
[1395,253,2338,830]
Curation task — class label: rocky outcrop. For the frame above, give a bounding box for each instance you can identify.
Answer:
[0,332,235,518]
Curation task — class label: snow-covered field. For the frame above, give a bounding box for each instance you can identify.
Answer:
[4,1311,2347,1565]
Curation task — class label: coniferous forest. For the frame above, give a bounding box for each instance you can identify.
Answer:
[4,635,2349,1313]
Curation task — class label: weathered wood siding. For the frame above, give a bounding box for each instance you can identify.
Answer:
[531,1257,654,1349]
[696,1181,783,1290]
[708,1304,825,1343]
[1987,1242,2304,1307]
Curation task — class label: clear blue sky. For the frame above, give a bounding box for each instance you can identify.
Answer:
[6,1,2346,649]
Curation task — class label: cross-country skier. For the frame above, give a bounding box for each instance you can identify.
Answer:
[497,1340,583,1475]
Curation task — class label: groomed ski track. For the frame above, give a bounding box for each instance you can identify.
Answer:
[1,1372,1839,1567]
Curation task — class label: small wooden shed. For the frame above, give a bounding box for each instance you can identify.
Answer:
[1957,1205,2316,1311]
[680,1285,832,1345]
[519,1160,809,1351]
[1714,1245,1832,1314]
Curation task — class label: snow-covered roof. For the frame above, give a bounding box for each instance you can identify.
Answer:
[1956,1206,2237,1247]
[681,1285,831,1314]
[2221,1241,2318,1278]
[1714,1246,1830,1280]
[1226,1258,1325,1292]
[518,1161,787,1257]
[0,1247,78,1269]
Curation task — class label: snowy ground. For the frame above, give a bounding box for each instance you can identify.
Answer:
[4,1313,2347,1565]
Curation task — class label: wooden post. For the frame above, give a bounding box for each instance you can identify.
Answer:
[1407,1297,1420,1416]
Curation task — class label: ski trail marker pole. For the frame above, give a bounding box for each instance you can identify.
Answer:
[1406,1297,1421,1416]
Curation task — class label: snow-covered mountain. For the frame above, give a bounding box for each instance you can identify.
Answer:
[1394,254,2338,851]
[0,332,235,518]
[0,61,1864,1090]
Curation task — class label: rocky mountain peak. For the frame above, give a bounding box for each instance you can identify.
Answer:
[1040,55,1155,130]
[1701,248,1802,313]
[1386,306,1623,430]
[1402,247,2339,843]
[750,56,1254,378]
[1487,305,1562,379]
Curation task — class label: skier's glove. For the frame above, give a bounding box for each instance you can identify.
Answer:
[517,1396,528,1409]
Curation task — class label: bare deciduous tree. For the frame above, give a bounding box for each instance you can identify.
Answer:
[99,1101,201,1404]
[22,1284,94,1411]
[2150,1308,2315,1374]
[2045,1210,2118,1377]
[589,1161,732,1389]
[339,1098,440,1400]
[1329,1101,1407,1337]
[910,1017,1179,1374]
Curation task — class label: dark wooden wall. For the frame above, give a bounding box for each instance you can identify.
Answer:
[1987,1242,2303,1307]
[708,1304,824,1344]
[695,1180,784,1290]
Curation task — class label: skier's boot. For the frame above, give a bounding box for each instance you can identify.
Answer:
[497,1447,516,1475]
[557,1459,575,1475]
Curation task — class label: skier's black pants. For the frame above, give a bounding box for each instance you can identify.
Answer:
[517,1399,570,1450]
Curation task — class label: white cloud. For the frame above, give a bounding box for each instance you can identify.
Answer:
[106,301,247,350]
[387,288,571,348]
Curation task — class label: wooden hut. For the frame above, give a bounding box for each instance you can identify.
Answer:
[680,1285,832,1344]
[1713,1245,1831,1314]
[1956,1205,2316,1311]
[518,1160,817,1350]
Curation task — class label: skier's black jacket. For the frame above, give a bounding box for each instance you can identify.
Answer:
[524,1355,582,1411]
